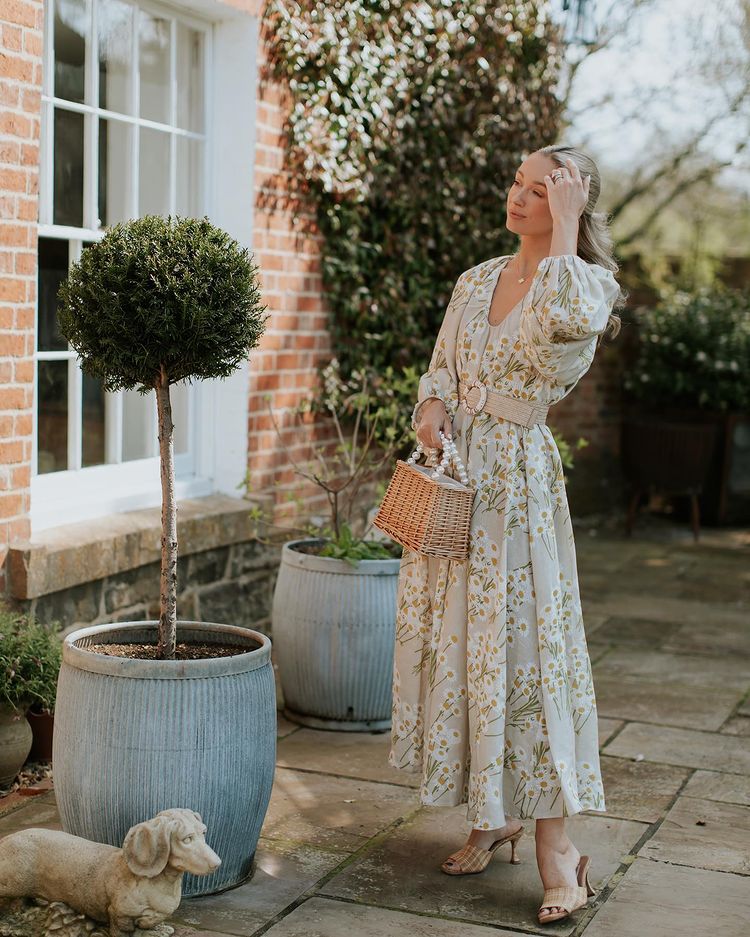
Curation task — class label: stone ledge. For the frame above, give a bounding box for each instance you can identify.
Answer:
[8,494,276,600]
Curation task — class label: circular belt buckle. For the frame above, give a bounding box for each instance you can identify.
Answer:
[462,380,488,415]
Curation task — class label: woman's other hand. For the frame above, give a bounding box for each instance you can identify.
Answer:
[416,398,453,450]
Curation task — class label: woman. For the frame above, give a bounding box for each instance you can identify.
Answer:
[388,144,625,926]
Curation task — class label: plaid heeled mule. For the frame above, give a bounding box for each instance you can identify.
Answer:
[440,825,524,875]
[537,854,596,924]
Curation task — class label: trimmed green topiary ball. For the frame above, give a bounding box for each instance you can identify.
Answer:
[58,215,268,391]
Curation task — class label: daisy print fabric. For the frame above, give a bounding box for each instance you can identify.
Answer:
[390,253,620,828]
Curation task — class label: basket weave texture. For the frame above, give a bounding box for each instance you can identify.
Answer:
[373,460,475,559]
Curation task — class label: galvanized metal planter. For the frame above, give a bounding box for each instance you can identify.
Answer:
[272,539,400,732]
[52,621,276,897]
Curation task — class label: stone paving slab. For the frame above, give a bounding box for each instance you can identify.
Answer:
[586,615,683,647]
[0,799,61,836]
[597,755,689,823]
[604,722,750,774]
[581,591,749,629]
[662,618,750,658]
[592,674,739,731]
[596,717,623,745]
[682,770,750,806]
[639,795,750,874]
[582,857,749,937]
[174,838,346,936]
[261,767,418,852]
[259,897,524,937]
[721,716,750,737]
[276,728,418,788]
[319,807,646,936]
[593,646,750,692]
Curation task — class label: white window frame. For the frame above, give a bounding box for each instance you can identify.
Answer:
[32,0,260,532]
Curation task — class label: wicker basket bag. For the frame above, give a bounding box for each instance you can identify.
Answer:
[373,432,475,560]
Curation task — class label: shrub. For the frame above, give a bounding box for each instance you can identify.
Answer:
[623,285,750,411]
[0,607,62,713]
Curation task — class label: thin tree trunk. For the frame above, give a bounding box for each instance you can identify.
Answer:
[156,367,177,659]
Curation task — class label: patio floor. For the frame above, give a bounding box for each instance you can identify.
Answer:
[1,519,749,936]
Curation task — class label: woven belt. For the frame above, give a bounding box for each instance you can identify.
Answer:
[458,380,549,427]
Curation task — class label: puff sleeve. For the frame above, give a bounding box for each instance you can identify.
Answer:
[411,267,476,430]
[519,254,620,388]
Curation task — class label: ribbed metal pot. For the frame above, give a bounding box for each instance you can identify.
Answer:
[272,539,399,731]
[52,621,276,897]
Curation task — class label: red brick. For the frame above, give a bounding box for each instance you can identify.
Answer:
[22,30,42,58]
[20,142,38,165]
[0,52,33,83]
[0,493,23,519]
[13,358,32,382]
[0,278,25,302]
[3,0,38,29]
[0,223,30,246]
[14,251,34,274]
[13,306,33,328]
[0,386,28,409]
[0,139,21,163]
[1,25,23,51]
[10,464,30,488]
[0,441,23,463]
[0,167,26,191]
[21,86,40,113]
[13,412,31,435]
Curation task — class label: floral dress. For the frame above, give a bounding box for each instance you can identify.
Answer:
[388,253,621,829]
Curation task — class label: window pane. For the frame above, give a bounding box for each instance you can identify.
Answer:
[38,238,69,351]
[175,137,202,217]
[98,0,134,114]
[38,361,68,474]
[176,23,203,132]
[82,374,106,467]
[54,108,84,227]
[139,128,170,216]
[122,389,153,461]
[55,0,86,104]
[139,12,170,124]
[172,382,189,454]
[99,118,132,226]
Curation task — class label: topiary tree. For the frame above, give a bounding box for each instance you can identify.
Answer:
[58,215,268,659]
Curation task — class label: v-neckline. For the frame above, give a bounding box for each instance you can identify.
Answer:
[486,256,529,328]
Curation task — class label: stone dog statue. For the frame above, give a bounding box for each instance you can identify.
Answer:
[0,808,221,936]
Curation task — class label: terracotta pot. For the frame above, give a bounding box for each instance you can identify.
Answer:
[0,704,33,787]
[26,709,54,762]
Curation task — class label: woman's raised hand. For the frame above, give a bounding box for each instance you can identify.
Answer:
[416,398,453,450]
[544,157,590,223]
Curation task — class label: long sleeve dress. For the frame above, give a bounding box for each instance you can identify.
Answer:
[388,252,621,830]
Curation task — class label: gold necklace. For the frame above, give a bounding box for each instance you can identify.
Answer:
[511,253,531,283]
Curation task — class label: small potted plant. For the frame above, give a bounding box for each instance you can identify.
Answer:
[622,284,750,531]
[0,606,61,788]
[249,359,406,731]
[53,215,272,896]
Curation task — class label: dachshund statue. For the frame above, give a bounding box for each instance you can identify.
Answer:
[0,808,221,936]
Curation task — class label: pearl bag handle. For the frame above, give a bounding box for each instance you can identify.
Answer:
[406,431,470,486]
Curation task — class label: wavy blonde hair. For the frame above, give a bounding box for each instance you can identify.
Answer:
[537,143,628,340]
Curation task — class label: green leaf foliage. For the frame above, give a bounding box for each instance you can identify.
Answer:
[623,285,750,412]
[0,606,62,713]
[262,0,564,378]
[57,215,269,392]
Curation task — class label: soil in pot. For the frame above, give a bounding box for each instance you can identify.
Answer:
[86,642,251,660]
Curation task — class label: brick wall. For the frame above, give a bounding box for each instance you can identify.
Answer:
[0,0,42,590]
[247,18,337,524]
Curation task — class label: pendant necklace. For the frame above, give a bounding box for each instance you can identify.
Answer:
[511,253,532,283]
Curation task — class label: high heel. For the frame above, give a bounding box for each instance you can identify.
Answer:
[537,854,596,925]
[440,825,524,875]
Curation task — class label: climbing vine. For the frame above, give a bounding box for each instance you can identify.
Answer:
[262,0,565,447]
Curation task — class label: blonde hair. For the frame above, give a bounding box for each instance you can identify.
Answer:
[537,143,628,340]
